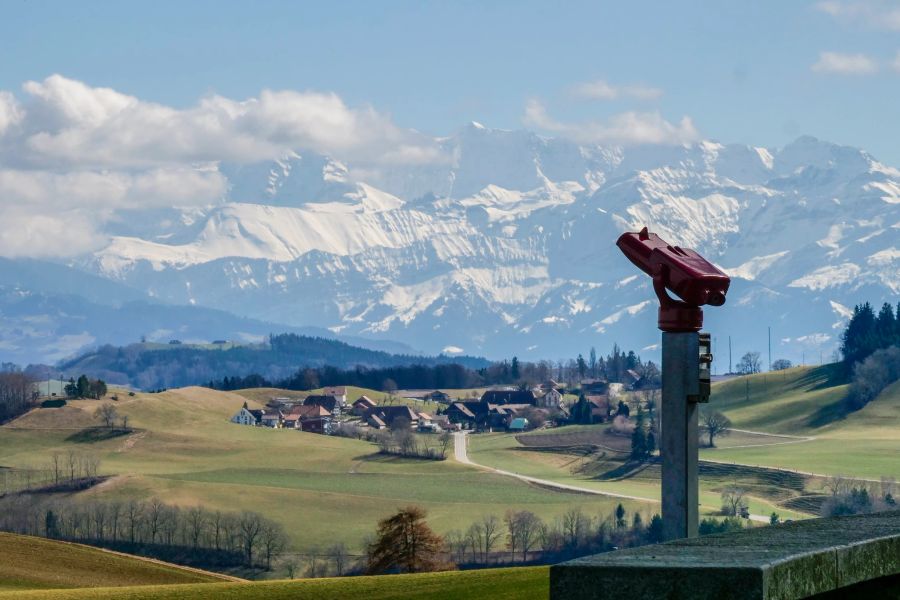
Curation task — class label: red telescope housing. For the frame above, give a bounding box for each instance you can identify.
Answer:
[616,227,730,332]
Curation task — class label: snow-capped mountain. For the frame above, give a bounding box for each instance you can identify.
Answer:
[64,127,900,365]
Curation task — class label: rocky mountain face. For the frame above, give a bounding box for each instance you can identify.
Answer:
[13,125,900,367]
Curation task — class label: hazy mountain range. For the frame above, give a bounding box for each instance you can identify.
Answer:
[3,124,898,368]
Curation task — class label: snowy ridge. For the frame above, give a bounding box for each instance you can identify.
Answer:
[78,129,899,362]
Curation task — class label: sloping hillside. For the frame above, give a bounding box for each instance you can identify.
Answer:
[702,365,900,479]
[0,532,230,592]
[0,387,647,566]
[708,364,849,434]
[59,334,489,390]
[0,566,548,600]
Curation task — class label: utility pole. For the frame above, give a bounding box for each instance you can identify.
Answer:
[768,326,772,372]
[727,336,732,374]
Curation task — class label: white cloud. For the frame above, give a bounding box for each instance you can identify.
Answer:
[0,75,446,258]
[816,0,900,31]
[0,167,226,258]
[571,79,663,101]
[811,51,878,74]
[6,75,442,169]
[524,99,699,145]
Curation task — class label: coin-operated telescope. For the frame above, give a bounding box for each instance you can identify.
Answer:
[616,227,730,541]
[616,227,730,332]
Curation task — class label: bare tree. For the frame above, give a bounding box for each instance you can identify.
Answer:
[438,431,453,459]
[465,521,484,562]
[480,515,501,564]
[239,511,263,566]
[505,510,543,562]
[700,410,731,448]
[94,403,118,428]
[260,520,288,571]
[327,542,349,575]
[185,506,207,548]
[721,487,748,516]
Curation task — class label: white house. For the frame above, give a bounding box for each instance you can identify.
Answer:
[323,386,348,407]
[536,388,563,409]
[230,402,257,426]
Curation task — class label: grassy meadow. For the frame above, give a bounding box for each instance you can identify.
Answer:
[0,532,230,593]
[0,387,649,561]
[465,364,900,520]
[2,567,548,600]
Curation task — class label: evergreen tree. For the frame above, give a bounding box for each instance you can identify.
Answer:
[841,302,877,365]
[875,303,897,349]
[646,514,664,543]
[576,354,587,379]
[511,356,520,380]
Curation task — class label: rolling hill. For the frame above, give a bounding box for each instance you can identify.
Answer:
[57,334,489,389]
[0,567,547,600]
[0,532,231,593]
[0,386,649,572]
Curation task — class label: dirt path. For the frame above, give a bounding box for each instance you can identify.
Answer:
[453,432,771,523]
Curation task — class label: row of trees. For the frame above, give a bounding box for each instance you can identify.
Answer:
[210,343,660,394]
[841,302,900,367]
[0,370,36,423]
[0,451,101,496]
[64,375,108,400]
[365,503,671,575]
[0,496,288,570]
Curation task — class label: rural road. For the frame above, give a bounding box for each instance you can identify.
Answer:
[453,432,771,523]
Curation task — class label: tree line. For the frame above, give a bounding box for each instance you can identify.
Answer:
[209,344,660,393]
[0,495,288,571]
[0,369,35,424]
[56,334,489,390]
[840,302,900,411]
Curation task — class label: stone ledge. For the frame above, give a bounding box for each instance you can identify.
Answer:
[550,510,900,600]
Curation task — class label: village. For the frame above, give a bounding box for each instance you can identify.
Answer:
[229,370,656,438]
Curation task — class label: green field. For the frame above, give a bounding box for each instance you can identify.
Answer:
[702,367,900,480]
[0,532,230,592]
[2,567,547,600]
[466,365,900,520]
[0,387,648,564]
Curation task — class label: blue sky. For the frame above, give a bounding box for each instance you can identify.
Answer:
[3,1,900,162]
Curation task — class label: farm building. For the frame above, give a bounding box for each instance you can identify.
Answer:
[303,395,341,416]
[365,405,419,428]
[480,390,536,405]
[352,395,378,416]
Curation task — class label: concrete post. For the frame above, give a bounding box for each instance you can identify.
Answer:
[661,331,700,541]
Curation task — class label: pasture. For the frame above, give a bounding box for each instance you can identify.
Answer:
[1,567,548,600]
[0,532,229,592]
[0,387,649,562]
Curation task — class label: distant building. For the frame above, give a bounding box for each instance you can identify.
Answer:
[366,405,420,428]
[303,395,341,416]
[322,387,348,406]
[423,390,451,403]
[580,379,609,395]
[508,417,529,432]
[261,412,282,428]
[480,390,536,406]
[283,405,334,434]
[535,388,563,409]
[367,414,387,430]
[231,402,258,426]
[352,395,378,416]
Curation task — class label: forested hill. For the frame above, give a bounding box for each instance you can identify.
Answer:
[59,334,490,390]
